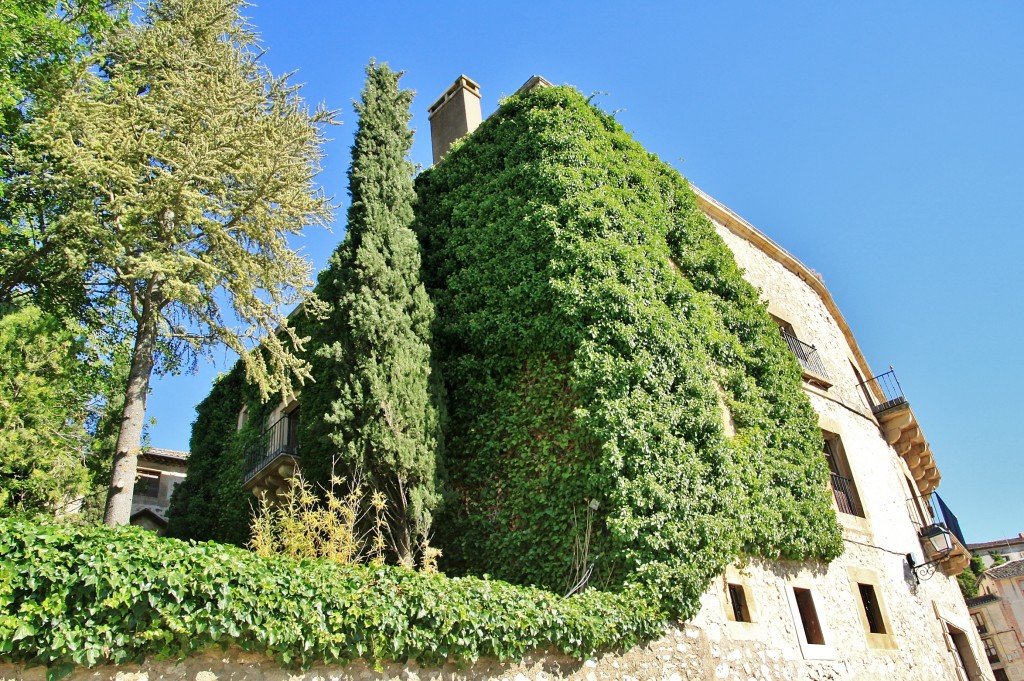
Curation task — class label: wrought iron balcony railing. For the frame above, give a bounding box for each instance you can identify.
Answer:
[830,472,863,517]
[780,329,830,381]
[243,414,299,486]
[857,368,908,415]
[928,492,966,547]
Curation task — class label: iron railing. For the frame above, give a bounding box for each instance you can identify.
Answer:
[857,367,907,415]
[830,472,863,517]
[780,329,830,381]
[243,414,299,485]
[929,492,966,547]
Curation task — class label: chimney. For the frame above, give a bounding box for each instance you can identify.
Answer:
[427,75,482,164]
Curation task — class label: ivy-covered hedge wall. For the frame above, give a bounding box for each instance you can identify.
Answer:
[0,519,662,672]
[415,86,842,617]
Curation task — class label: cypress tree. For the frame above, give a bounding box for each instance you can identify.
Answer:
[301,61,443,566]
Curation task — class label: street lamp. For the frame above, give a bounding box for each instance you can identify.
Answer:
[906,524,954,584]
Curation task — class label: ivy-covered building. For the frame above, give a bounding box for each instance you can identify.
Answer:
[176,74,990,680]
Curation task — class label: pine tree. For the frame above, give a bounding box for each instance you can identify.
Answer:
[301,61,443,566]
[8,0,335,525]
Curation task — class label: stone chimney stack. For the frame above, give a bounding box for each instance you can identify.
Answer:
[427,75,481,164]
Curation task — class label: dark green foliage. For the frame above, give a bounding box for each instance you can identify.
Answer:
[0,304,125,517]
[0,518,663,671]
[299,62,443,563]
[416,86,842,617]
[959,552,1007,599]
[165,366,257,545]
[958,555,986,599]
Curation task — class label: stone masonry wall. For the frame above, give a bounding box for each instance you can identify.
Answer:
[709,214,991,680]
[0,618,959,681]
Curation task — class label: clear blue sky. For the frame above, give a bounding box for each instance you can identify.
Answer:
[147,1,1024,544]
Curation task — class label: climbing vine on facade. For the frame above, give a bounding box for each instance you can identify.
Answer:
[415,85,843,618]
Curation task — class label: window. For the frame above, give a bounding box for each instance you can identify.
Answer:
[994,669,1010,681]
[134,470,160,500]
[793,588,825,645]
[945,622,984,681]
[772,315,830,386]
[984,639,999,664]
[857,584,887,634]
[727,583,751,623]
[285,405,300,456]
[822,432,864,517]
[905,474,931,529]
[971,612,988,635]
[848,569,895,649]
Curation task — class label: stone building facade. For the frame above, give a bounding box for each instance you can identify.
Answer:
[420,74,988,680]
[228,74,990,680]
[689,189,986,680]
[968,560,1024,680]
[129,447,189,534]
[970,534,1024,568]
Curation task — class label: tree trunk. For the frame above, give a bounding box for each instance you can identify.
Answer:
[391,475,413,566]
[102,308,158,526]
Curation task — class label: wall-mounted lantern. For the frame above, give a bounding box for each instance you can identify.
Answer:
[906,524,954,584]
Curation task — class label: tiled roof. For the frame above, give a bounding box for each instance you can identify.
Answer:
[986,557,1024,580]
[141,447,190,462]
[967,534,1024,551]
[966,593,1000,608]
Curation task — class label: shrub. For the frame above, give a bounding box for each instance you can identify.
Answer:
[0,518,664,675]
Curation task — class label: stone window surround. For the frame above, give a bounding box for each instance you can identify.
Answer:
[718,565,765,642]
[783,579,838,661]
[766,306,832,390]
[934,602,986,681]
[846,566,897,650]
[817,414,873,536]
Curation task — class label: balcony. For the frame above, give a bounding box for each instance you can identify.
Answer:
[859,368,940,496]
[858,368,908,415]
[242,412,300,498]
[780,329,832,388]
[919,493,971,577]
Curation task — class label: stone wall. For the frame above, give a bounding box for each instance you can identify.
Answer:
[0,618,964,681]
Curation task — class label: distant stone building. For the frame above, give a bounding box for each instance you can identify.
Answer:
[130,447,189,534]
[968,560,1024,680]
[971,534,1024,568]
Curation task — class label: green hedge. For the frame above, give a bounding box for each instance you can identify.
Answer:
[416,85,842,617]
[0,519,664,674]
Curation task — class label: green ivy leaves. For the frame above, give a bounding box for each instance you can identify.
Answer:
[416,85,842,617]
[0,519,662,672]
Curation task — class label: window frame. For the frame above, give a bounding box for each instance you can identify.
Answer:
[822,430,865,519]
[726,582,752,623]
[784,582,837,660]
[133,469,161,501]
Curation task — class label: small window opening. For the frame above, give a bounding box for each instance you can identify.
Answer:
[793,588,825,645]
[972,612,988,635]
[985,639,1000,664]
[134,470,160,499]
[727,583,751,622]
[823,432,865,517]
[286,405,300,456]
[858,583,887,634]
